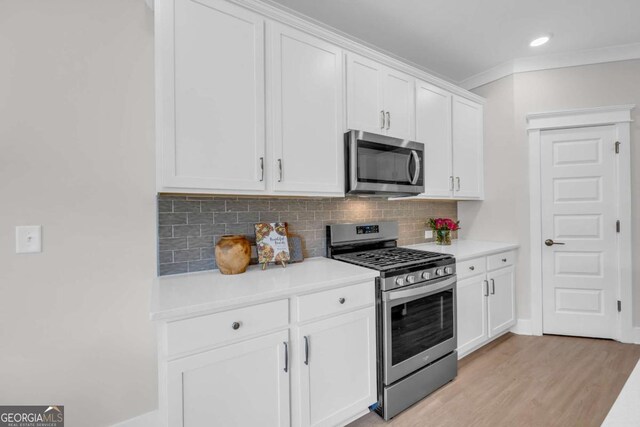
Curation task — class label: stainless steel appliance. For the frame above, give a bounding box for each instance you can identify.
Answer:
[345,130,424,197]
[327,221,457,420]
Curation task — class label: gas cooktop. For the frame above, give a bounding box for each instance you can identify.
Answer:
[333,247,451,271]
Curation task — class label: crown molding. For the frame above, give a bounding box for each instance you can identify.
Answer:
[460,42,640,90]
[220,0,485,104]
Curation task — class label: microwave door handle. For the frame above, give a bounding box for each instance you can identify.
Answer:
[406,150,420,185]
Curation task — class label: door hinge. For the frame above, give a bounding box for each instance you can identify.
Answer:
[616,220,621,233]
[615,141,621,154]
[617,300,622,312]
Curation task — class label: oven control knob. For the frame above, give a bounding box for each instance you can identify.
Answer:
[421,271,431,280]
[435,268,444,276]
[406,275,416,284]
[395,277,404,287]
[445,267,453,275]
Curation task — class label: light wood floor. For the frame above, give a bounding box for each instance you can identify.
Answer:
[349,334,640,427]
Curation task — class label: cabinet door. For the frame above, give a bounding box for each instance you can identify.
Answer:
[415,81,452,198]
[346,54,385,134]
[383,67,415,140]
[159,0,266,192]
[297,307,377,427]
[452,96,484,199]
[167,331,290,427]
[457,274,488,357]
[270,24,344,195]
[488,267,516,337]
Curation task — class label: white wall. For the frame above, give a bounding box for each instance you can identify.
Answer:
[0,1,157,425]
[459,59,640,326]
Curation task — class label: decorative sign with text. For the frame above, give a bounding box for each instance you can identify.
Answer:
[254,222,290,269]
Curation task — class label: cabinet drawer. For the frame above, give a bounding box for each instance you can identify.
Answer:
[297,281,374,323]
[167,299,289,356]
[457,257,486,280]
[487,251,516,271]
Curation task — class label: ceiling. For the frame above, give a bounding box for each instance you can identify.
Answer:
[267,0,640,86]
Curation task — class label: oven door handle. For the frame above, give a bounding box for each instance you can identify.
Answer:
[386,276,456,301]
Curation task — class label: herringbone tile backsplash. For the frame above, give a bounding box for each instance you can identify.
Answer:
[157,195,457,276]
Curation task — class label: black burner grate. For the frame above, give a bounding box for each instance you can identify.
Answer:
[333,248,449,271]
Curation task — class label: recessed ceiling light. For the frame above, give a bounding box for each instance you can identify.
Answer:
[530,36,551,47]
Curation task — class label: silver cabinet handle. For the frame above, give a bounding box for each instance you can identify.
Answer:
[283,341,288,373]
[484,280,489,297]
[456,177,461,191]
[386,111,390,130]
[232,322,241,330]
[304,336,309,365]
[490,279,495,295]
[277,159,283,182]
[339,297,346,304]
[545,239,565,246]
[450,176,454,191]
[259,157,264,182]
[380,110,385,129]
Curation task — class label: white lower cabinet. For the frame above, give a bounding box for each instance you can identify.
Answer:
[297,307,377,427]
[167,330,290,427]
[456,251,516,358]
[158,282,377,427]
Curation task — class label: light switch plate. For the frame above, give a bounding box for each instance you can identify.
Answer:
[425,230,433,239]
[16,225,42,253]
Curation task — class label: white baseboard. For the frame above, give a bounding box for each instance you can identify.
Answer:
[510,318,534,335]
[634,327,640,345]
[111,410,158,427]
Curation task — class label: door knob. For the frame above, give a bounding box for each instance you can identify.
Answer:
[544,239,565,247]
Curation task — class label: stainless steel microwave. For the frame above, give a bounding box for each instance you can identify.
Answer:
[345,130,425,197]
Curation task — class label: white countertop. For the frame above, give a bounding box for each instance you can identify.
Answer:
[602,359,640,426]
[404,239,519,261]
[150,257,378,321]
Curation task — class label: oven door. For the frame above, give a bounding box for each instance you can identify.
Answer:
[382,275,457,385]
[347,130,424,196]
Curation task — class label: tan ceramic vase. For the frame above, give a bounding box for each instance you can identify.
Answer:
[215,235,251,275]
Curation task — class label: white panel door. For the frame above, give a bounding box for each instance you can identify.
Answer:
[270,24,344,195]
[541,126,618,339]
[487,267,516,337]
[452,96,483,198]
[346,54,384,134]
[415,81,452,197]
[297,307,377,427]
[163,0,265,191]
[383,67,415,140]
[456,274,488,357]
[167,330,290,427]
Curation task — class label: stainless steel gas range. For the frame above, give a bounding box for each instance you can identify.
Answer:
[327,221,457,420]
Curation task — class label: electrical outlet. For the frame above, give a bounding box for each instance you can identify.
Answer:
[424,230,433,239]
[16,225,42,253]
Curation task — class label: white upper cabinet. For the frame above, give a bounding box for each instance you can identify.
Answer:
[413,85,484,200]
[347,53,415,140]
[157,0,266,193]
[452,96,484,199]
[346,54,385,135]
[415,81,453,198]
[270,24,344,195]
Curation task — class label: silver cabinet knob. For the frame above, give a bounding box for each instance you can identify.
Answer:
[232,322,241,330]
[339,297,346,304]
[469,266,475,271]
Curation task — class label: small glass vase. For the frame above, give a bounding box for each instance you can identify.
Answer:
[435,229,452,245]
